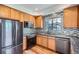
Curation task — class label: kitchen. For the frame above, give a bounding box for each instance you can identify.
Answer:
[0,4,79,54]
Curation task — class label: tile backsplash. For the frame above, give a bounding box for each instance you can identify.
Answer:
[36,28,79,36]
[23,28,36,36]
[63,28,79,36]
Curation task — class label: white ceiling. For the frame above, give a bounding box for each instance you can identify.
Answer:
[4,4,76,16]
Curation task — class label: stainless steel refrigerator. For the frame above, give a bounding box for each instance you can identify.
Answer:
[0,18,23,54]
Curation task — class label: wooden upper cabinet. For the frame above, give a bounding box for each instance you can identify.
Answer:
[35,16,43,28]
[20,12,25,22]
[11,8,20,20]
[24,13,30,21]
[0,4,35,23]
[48,37,56,51]
[0,5,11,18]
[29,15,35,27]
[64,6,79,28]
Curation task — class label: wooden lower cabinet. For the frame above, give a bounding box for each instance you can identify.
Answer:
[23,37,27,51]
[36,35,42,46]
[41,36,48,48]
[48,37,56,51]
[36,35,56,51]
[36,35,48,48]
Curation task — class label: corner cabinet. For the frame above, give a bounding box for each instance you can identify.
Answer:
[64,6,79,28]
[35,16,43,28]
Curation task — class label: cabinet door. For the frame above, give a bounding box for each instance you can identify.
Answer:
[20,12,25,22]
[0,5,10,18]
[24,13,30,21]
[48,37,56,51]
[64,6,78,28]
[41,36,48,48]
[29,15,35,27]
[35,16,43,28]
[11,9,20,20]
[23,37,27,51]
[36,35,42,45]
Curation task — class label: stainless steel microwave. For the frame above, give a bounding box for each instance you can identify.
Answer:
[24,21,33,28]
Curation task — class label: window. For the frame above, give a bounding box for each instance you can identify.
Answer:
[52,17,63,34]
[44,17,53,32]
[44,14,63,34]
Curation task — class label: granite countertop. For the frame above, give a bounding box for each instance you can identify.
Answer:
[38,32,79,54]
[70,36,79,54]
[23,28,79,53]
[38,32,74,54]
[38,32,71,39]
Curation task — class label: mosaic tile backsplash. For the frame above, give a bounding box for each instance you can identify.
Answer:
[63,28,79,36]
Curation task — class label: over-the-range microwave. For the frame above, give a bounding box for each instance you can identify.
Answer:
[24,21,33,28]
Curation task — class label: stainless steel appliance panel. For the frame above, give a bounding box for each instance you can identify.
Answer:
[2,43,23,54]
[0,19,2,53]
[2,20,13,48]
[56,38,70,54]
[0,19,23,54]
[16,22,23,45]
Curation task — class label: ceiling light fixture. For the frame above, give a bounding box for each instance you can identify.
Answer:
[35,8,39,11]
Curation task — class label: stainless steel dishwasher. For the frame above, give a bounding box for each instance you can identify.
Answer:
[56,37,70,54]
